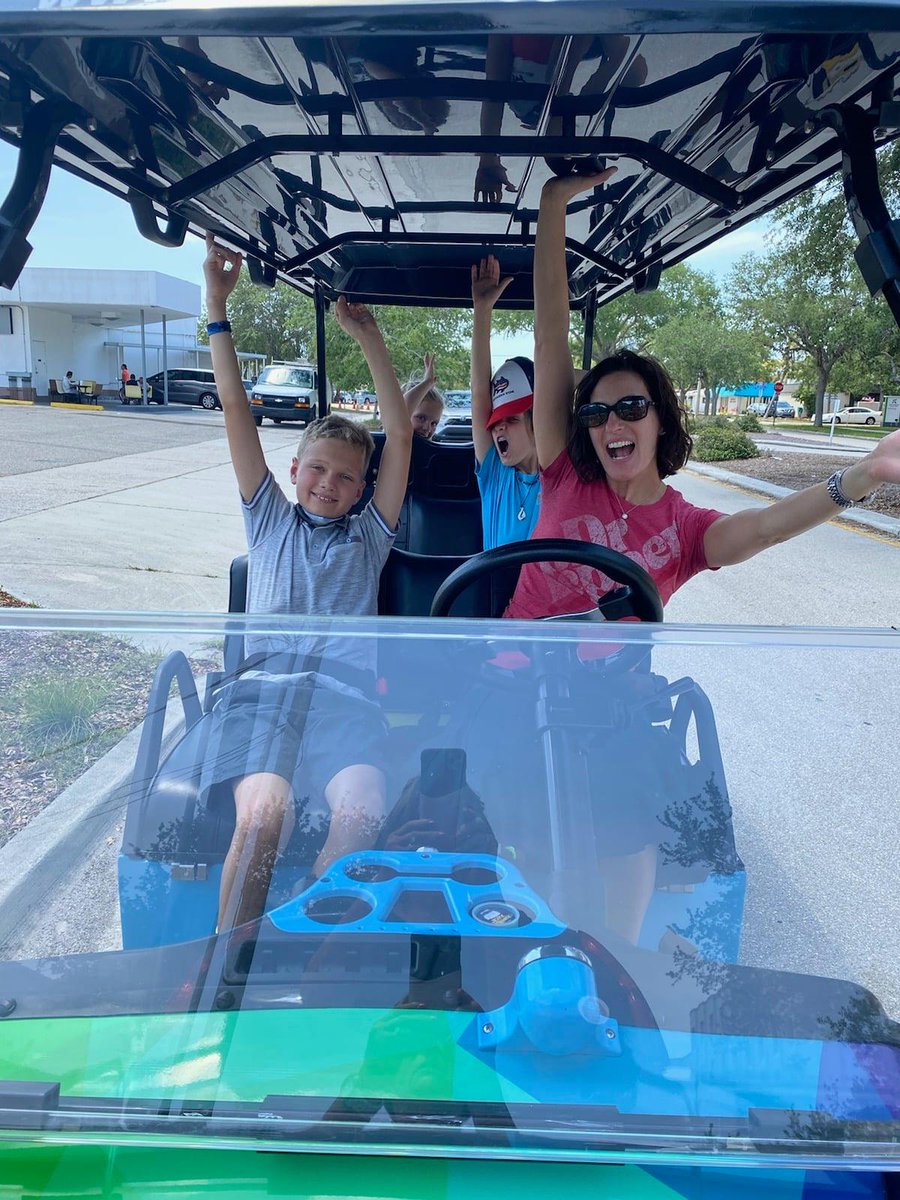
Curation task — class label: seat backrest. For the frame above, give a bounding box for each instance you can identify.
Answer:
[351,432,482,555]
[378,547,488,617]
[48,378,60,395]
[124,384,143,399]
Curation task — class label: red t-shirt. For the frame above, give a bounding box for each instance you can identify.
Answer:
[505,450,724,619]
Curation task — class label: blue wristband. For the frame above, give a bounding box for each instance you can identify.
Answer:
[207,320,232,336]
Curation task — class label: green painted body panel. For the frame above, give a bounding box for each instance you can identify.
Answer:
[0,1144,692,1199]
[0,1009,525,1104]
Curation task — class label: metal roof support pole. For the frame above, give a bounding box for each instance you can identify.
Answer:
[161,315,169,406]
[823,104,900,328]
[582,289,597,371]
[314,284,328,420]
[139,309,148,406]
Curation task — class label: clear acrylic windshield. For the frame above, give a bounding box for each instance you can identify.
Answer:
[0,611,897,1170]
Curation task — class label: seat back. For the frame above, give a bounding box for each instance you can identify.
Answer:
[351,432,482,555]
[124,384,143,399]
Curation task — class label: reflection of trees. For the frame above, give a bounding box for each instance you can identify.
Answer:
[658,772,740,875]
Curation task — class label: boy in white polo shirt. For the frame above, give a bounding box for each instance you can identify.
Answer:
[203,235,412,932]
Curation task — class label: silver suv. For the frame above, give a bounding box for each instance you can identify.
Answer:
[250,361,329,426]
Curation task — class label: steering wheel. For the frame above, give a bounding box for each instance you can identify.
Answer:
[430,538,663,622]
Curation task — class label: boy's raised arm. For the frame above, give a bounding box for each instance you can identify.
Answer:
[334,297,412,530]
[470,255,512,463]
[203,235,267,502]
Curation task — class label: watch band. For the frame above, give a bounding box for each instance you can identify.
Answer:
[826,469,853,508]
[206,320,232,336]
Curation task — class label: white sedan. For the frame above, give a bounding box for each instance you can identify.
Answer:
[829,406,880,425]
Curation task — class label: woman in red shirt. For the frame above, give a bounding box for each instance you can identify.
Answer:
[508,169,900,621]
[508,169,900,943]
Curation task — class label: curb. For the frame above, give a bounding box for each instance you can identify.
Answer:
[49,401,104,412]
[0,398,34,406]
[684,462,900,536]
[0,705,185,949]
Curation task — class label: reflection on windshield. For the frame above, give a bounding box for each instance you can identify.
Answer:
[259,368,313,387]
[0,614,898,1168]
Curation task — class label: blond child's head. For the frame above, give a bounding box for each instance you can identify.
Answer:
[290,414,375,518]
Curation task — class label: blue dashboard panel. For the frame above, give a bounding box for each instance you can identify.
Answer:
[269,850,567,939]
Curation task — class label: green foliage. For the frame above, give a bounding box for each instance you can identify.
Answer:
[691,425,760,462]
[687,413,732,432]
[12,676,113,758]
[735,411,763,432]
[201,276,493,392]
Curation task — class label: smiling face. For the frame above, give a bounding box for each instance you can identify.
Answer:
[411,396,443,439]
[290,437,366,517]
[586,369,663,489]
[491,411,536,470]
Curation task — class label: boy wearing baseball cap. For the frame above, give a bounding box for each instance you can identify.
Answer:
[470,257,540,550]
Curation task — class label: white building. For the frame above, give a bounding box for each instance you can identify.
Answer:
[0,267,261,398]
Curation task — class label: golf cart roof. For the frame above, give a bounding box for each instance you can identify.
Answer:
[3,2,900,307]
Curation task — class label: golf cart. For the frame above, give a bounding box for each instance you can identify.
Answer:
[1,3,900,1197]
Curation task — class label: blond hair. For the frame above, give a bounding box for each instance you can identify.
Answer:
[297,414,375,475]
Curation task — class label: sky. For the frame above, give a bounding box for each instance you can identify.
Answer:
[2,141,771,363]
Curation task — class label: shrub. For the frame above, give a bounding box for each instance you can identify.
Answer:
[692,425,760,462]
[687,413,732,433]
[735,411,763,432]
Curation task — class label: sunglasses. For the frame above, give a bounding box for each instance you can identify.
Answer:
[577,395,654,428]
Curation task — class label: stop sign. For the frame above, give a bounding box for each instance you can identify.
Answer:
[774,381,784,393]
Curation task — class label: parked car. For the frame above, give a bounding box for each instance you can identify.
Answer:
[829,406,880,425]
[748,399,797,418]
[249,362,329,425]
[145,368,221,409]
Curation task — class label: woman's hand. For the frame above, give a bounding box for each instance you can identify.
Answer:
[334,295,379,343]
[471,254,513,310]
[540,166,618,205]
[845,427,900,495]
[203,235,242,315]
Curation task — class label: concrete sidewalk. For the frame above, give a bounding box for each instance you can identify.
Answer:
[1,425,300,610]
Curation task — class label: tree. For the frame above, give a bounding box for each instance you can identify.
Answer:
[198,275,313,362]
[651,313,765,412]
[570,263,721,364]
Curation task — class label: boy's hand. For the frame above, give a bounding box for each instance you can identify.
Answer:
[203,234,243,314]
[471,255,512,310]
[422,352,436,386]
[541,166,617,205]
[335,295,378,342]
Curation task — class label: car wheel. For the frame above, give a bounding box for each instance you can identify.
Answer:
[199,392,218,410]
[273,418,282,424]
[833,416,841,423]
[253,414,263,426]
[865,416,876,424]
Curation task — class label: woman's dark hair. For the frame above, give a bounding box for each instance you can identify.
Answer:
[567,349,692,483]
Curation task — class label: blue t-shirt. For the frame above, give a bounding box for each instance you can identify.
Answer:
[476,444,541,550]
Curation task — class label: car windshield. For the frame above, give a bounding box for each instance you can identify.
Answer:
[258,368,313,388]
[0,611,897,1169]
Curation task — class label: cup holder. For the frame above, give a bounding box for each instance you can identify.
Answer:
[304,894,374,925]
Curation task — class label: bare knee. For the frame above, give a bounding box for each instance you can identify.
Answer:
[233,772,290,836]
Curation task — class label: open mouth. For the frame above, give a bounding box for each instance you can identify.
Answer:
[496,436,510,456]
[606,439,635,461]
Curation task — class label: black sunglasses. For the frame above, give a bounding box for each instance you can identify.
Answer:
[577,395,654,428]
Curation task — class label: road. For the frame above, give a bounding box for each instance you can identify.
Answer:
[2,406,899,1017]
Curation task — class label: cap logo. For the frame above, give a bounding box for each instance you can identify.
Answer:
[492,374,510,399]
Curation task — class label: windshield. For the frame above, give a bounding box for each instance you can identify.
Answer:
[0,611,897,1168]
[257,367,313,388]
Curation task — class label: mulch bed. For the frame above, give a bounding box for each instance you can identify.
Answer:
[0,626,215,850]
[697,450,900,523]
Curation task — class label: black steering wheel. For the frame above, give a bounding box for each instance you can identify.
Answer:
[430,538,663,623]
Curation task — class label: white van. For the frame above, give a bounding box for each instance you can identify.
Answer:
[249,361,331,425]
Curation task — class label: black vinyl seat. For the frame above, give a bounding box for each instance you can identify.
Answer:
[351,432,482,556]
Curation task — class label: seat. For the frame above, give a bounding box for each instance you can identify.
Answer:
[351,433,483,555]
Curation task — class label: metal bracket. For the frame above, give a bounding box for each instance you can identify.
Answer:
[0,97,83,289]
[821,104,900,326]
[127,189,188,248]
[247,255,277,287]
[634,262,662,294]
